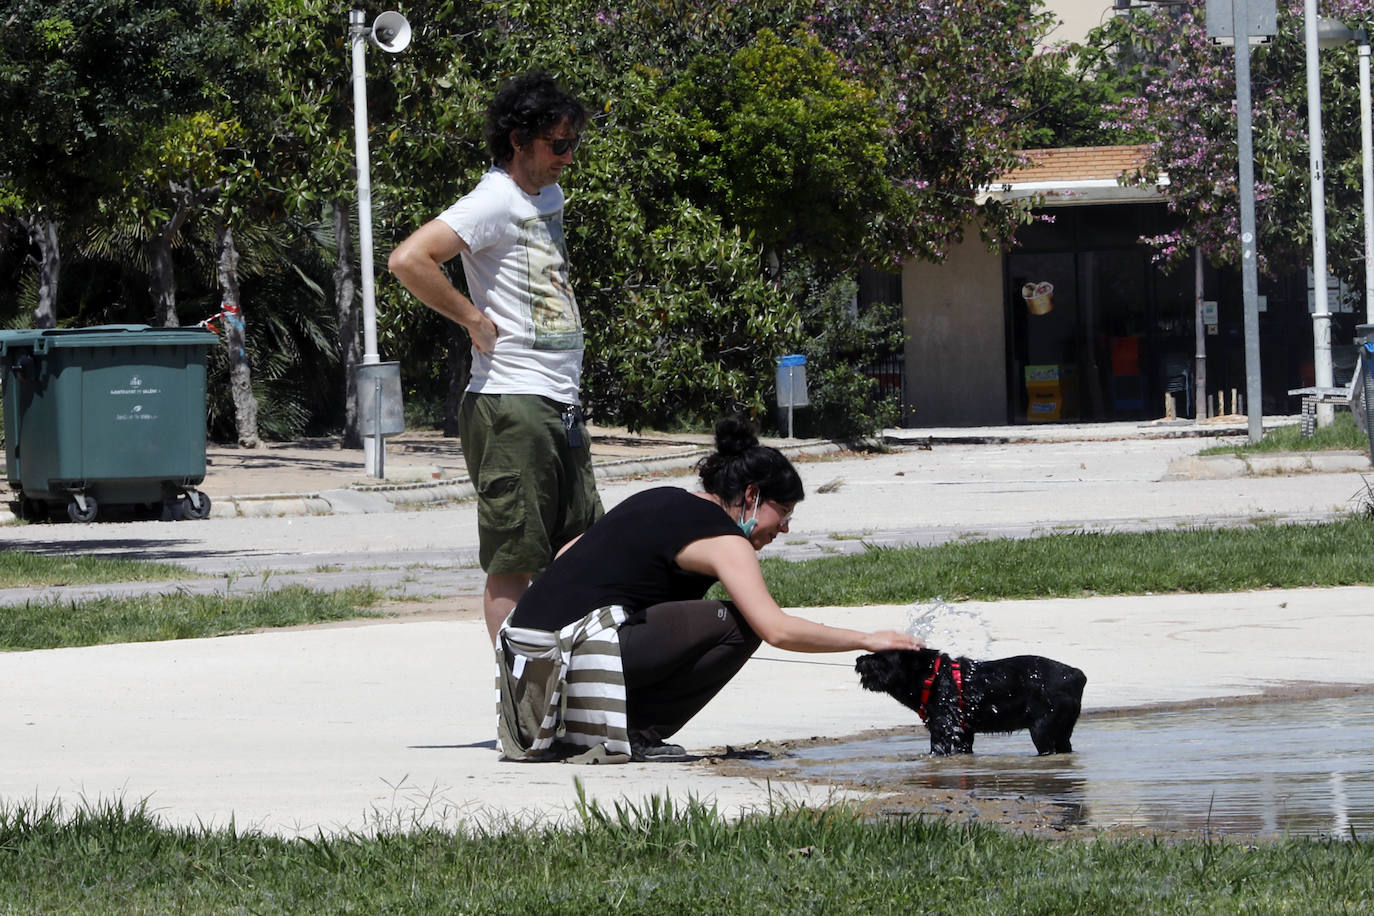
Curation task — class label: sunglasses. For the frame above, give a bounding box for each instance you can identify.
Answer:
[544,134,581,156]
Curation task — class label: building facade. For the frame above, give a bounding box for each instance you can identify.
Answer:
[898,145,1360,427]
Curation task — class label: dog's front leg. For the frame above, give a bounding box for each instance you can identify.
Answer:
[928,724,973,756]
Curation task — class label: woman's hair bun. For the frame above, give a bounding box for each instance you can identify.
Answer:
[712,414,759,458]
[697,412,804,505]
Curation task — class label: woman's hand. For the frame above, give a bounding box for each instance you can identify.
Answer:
[863,630,925,652]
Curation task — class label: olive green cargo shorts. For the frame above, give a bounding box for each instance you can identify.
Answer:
[458,392,603,575]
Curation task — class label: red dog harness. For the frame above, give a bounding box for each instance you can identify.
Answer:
[915,655,965,729]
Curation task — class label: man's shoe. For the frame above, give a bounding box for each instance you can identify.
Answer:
[629,737,690,762]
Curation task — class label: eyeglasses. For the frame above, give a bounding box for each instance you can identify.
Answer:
[543,134,581,156]
[770,501,795,525]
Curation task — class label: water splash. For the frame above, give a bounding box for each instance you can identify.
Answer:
[905,598,992,657]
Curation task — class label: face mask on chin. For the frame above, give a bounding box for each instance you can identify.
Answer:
[738,493,760,536]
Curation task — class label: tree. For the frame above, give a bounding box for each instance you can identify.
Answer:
[669,29,893,272]
[111,112,245,328]
[811,0,1054,266]
[1,0,1063,438]
[214,225,260,448]
[1098,0,1373,284]
[1006,38,1153,150]
[0,0,253,327]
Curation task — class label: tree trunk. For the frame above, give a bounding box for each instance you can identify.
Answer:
[334,200,362,448]
[27,216,60,329]
[216,222,260,448]
[148,234,179,327]
[147,195,194,327]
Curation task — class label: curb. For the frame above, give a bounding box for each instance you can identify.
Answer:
[201,439,844,519]
[9,432,1366,522]
[1163,450,1372,481]
[2,440,833,524]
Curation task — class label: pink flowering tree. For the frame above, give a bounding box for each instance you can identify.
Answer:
[1100,0,1372,283]
[809,0,1056,266]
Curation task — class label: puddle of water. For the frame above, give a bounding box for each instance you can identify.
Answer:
[751,695,1374,838]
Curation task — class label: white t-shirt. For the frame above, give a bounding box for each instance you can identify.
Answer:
[436,168,584,404]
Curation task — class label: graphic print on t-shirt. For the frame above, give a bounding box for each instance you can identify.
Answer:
[517,212,583,351]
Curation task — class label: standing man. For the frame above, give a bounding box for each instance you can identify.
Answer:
[389,71,602,643]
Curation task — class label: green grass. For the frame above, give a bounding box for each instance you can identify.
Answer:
[0,549,196,589]
[12,520,1374,651]
[1200,411,1371,454]
[3,525,1374,903]
[0,585,387,651]
[756,518,1374,606]
[0,794,1368,914]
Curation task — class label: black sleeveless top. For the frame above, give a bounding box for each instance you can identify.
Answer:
[511,486,745,631]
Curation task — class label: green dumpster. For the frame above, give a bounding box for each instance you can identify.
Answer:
[0,325,218,523]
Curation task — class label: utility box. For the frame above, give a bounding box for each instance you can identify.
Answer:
[0,325,217,522]
[355,361,405,437]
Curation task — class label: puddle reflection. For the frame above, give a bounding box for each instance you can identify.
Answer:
[752,695,1374,837]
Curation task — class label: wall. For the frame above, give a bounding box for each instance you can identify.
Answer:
[1043,0,1112,47]
[901,233,1008,426]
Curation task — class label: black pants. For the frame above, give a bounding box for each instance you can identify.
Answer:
[617,600,762,741]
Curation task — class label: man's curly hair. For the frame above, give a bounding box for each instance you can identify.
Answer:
[485,71,587,165]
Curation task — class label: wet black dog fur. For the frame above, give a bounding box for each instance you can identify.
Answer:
[855,648,1086,756]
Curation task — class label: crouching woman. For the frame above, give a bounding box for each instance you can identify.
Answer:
[496,415,921,763]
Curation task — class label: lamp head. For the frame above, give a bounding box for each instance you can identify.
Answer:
[370,11,411,53]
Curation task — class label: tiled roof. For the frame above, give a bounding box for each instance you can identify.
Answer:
[997,144,1154,184]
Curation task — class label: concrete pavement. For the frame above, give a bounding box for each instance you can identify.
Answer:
[4,417,1374,837]
[5,591,1373,838]
[8,415,1361,524]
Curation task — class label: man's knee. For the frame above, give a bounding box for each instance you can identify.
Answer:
[486,572,530,603]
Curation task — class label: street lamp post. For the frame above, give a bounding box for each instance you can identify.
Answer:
[348,7,411,475]
[1206,0,1275,443]
[1361,32,1373,324]
[1306,15,1371,423]
[1346,26,1374,324]
[1303,0,1338,429]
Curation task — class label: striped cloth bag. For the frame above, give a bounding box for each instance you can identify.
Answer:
[495,604,632,763]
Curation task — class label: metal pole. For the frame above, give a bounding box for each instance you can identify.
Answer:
[787,367,795,439]
[350,9,380,367]
[1360,36,1373,324]
[1233,0,1264,443]
[1304,0,1335,428]
[374,375,385,479]
[1195,247,1208,420]
[350,7,382,474]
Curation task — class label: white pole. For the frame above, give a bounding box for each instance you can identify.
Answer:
[350,11,380,367]
[350,8,382,474]
[1304,0,1336,427]
[1360,36,1373,324]
[1232,0,1264,444]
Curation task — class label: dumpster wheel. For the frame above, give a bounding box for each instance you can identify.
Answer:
[179,489,212,520]
[66,493,98,524]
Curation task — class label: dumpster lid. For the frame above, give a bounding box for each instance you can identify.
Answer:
[0,325,217,355]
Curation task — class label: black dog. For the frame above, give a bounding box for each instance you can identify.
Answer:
[855,649,1085,756]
